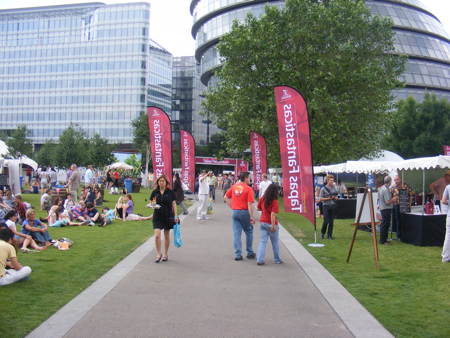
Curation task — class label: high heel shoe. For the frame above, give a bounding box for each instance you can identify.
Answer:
[154,255,162,263]
[162,256,168,262]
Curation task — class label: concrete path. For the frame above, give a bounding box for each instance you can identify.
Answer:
[28,194,393,338]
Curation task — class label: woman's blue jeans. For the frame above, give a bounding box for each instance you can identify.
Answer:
[232,210,254,258]
[256,223,281,264]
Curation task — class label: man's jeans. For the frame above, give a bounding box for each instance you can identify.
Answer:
[256,223,281,263]
[392,204,401,239]
[232,210,254,258]
[380,208,392,244]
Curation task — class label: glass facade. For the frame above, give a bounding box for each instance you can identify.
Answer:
[172,56,217,145]
[0,3,150,145]
[147,39,172,116]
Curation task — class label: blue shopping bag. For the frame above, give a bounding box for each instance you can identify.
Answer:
[173,223,183,248]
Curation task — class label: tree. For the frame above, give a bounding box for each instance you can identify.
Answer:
[385,94,450,158]
[2,125,33,158]
[33,140,57,167]
[202,0,405,164]
[54,126,89,167]
[132,112,151,170]
[87,134,116,167]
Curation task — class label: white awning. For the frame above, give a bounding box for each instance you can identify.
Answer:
[395,155,450,171]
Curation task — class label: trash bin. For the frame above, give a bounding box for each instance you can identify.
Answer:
[124,178,133,193]
[20,176,23,188]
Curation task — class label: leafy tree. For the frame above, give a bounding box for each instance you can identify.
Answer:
[2,125,33,158]
[87,134,116,167]
[33,140,57,167]
[202,0,405,164]
[132,112,151,170]
[54,126,89,167]
[385,94,450,158]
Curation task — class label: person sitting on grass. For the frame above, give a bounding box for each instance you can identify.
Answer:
[0,228,32,286]
[47,198,62,227]
[40,189,52,212]
[115,190,130,221]
[22,209,53,247]
[101,207,115,226]
[63,194,76,211]
[84,186,95,205]
[69,201,87,223]
[123,194,152,221]
[79,187,88,204]
[94,187,103,207]
[85,203,104,226]
[4,190,15,209]
[14,195,28,224]
[49,210,83,227]
[4,211,46,252]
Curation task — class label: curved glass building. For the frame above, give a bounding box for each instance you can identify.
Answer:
[191,0,450,101]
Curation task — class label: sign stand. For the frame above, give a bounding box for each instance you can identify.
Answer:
[346,187,380,269]
[308,230,325,247]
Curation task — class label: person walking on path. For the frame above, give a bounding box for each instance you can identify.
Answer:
[440,170,450,262]
[150,175,179,263]
[173,173,189,215]
[319,174,338,240]
[208,171,217,202]
[256,183,282,265]
[197,170,209,220]
[378,176,398,245]
[0,227,32,286]
[66,164,81,202]
[222,174,232,200]
[224,171,256,261]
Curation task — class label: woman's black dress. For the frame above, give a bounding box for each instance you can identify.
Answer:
[150,188,176,230]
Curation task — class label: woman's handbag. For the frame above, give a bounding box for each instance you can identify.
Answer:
[173,223,183,248]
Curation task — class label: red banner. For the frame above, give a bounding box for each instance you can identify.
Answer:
[250,132,267,191]
[235,159,249,178]
[274,86,315,226]
[444,145,450,156]
[180,130,195,192]
[147,106,173,185]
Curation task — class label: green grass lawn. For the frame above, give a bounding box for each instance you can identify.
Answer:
[0,188,159,338]
[278,206,450,338]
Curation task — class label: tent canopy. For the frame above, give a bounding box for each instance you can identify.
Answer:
[108,162,133,170]
[314,155,450,175]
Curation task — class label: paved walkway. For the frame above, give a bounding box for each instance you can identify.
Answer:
[28,194,393,338]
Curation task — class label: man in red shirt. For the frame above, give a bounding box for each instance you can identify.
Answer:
[225,172,255,261]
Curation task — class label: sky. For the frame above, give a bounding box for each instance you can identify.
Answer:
[0,0,449,56]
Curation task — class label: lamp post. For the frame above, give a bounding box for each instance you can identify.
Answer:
[202,111,212,145]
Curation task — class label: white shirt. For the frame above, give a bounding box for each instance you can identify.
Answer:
[259,180,272,198]
[5,220,16,233]
[198,175,209,195]
[84,169,93,184]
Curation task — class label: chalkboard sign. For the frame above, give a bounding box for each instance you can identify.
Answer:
[398,189,410,213]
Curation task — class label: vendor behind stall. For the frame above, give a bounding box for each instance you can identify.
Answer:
[429,171,450,207]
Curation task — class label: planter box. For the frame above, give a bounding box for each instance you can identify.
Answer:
[132,183,141,193]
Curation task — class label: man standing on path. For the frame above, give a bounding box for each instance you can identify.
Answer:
[378,176,397,245]
[197,170,209,220]
[66,164,81,202]
[258,173,272,199]
[225,171,255,261]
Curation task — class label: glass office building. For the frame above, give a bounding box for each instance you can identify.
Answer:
[0,2,149,146]
[147,39,172,116]
[190,0,450,102]
[172,56,216,145]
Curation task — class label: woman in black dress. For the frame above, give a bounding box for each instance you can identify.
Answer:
[150,175,179,263]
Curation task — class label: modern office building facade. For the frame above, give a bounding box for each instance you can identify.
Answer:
[147,39,172,116]
[172,56,216,145]
[190,0,450,103]
[0,2,150,146]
